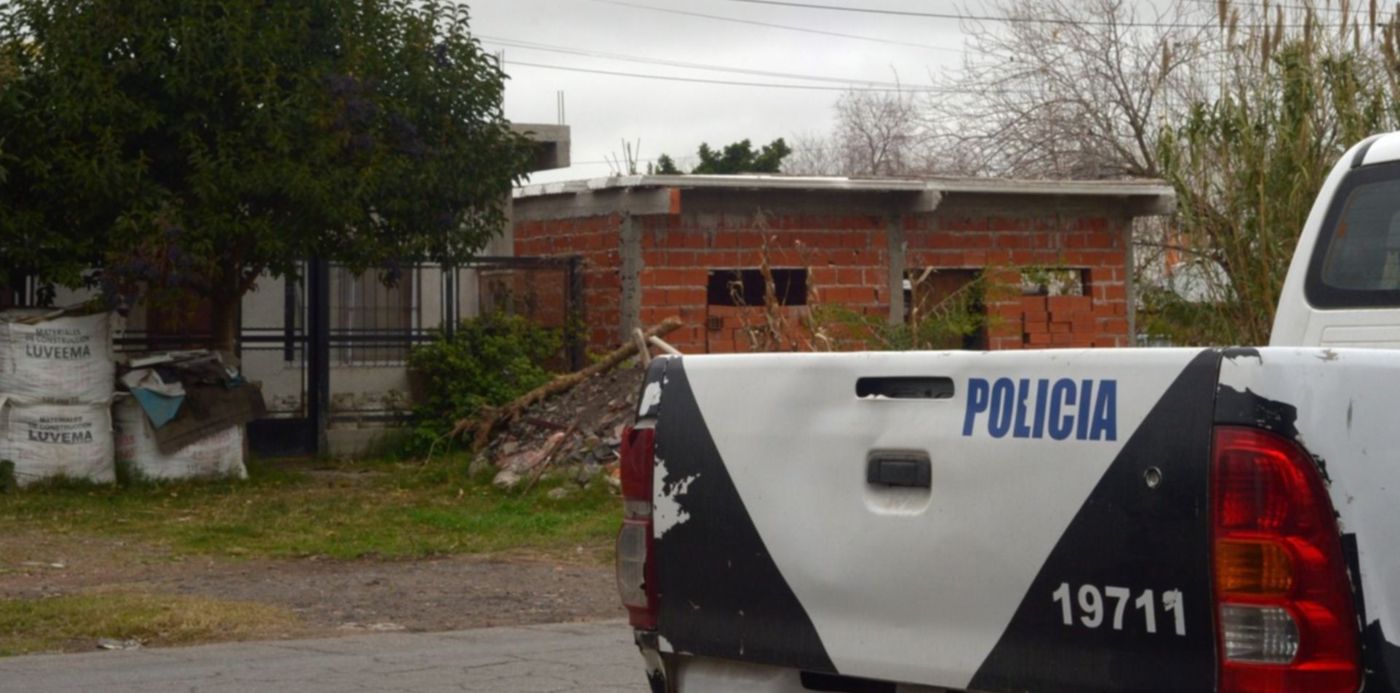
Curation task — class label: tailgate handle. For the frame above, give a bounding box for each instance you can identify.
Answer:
[867,453,931,488]
[856,377,954,399]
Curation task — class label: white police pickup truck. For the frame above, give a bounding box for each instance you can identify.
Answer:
[615,131,1400,693]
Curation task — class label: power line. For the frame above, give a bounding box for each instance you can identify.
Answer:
[480,35,914,88]
[583,0,964,53]
[713,0,1367,28]
[503,59,973,91]
[504,59,1052,96]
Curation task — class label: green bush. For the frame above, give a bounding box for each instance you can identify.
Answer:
[809,270,1002,351]
[404,313,561,456]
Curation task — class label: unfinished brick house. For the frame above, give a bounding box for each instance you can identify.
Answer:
[511,175,1175,354]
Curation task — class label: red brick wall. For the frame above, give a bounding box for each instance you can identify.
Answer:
[514,203,1132,354]
[515,214,624,349]
[636,214,890,353]
[905,213,1130,350]
[476,267,570,330]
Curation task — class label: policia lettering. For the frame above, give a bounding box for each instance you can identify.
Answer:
[963,378,1117,441]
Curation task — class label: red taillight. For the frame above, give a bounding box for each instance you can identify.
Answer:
[1212,426,1360,693]
[616,425,658,629]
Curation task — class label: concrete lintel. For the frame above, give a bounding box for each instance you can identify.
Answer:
[511,187,675,222]
[1123,194,1176,217]
[516,173,1176,206]
[511,123,571,172]
[927,177,1175,199]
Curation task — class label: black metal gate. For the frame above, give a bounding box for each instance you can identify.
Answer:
[91,255,583,457]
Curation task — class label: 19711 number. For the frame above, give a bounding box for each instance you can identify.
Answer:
[1051,583,1186,636]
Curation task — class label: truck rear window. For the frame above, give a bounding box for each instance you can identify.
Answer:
[1306,161,1400,308]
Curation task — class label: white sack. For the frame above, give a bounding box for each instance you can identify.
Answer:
[0,311,115,404]
[113,398,246,481]
[0,399,115,486]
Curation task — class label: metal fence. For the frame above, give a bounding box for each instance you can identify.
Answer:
[5,255,584,457]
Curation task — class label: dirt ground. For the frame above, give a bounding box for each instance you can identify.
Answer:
[0,530,624,641]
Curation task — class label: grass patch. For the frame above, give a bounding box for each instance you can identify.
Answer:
[0,456,621,562]
[0,592,301,656]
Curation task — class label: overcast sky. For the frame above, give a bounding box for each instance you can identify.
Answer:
[469,0,973,184]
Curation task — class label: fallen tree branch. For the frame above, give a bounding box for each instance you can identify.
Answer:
[632,328,652,368]
[521,425,577,494]
[447,317,683,454]
[648,335,682,356]
[521,416,568,432]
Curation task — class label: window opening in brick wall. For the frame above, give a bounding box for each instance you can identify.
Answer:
[1019,268,1095,349]
[331,266,419,365]
[905,268,986,350]
[1020,268,1086,296]
[706,268,808,306]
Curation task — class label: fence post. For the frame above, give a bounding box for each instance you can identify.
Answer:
[442,262,456,340]
[282,274,297,363]
[306,257,331,456]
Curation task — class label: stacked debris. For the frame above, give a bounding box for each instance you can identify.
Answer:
[115,350,265,481]
[440,317,681,492]
[483,366,645,492]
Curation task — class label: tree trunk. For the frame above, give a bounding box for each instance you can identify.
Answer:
[208,290,239,357]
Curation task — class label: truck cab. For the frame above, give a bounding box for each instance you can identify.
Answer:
[1273,131,1400,347]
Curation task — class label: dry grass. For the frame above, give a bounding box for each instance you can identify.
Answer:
[0,592,302,656]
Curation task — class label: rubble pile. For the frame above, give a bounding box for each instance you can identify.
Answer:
[482,365,645,492]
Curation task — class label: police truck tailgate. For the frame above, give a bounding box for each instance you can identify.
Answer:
[617,347,1400,692]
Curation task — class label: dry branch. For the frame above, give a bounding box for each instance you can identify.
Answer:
[522,425,577,493]
[449,317,683,453]
[632,328,652,368]
[648,335,681,356]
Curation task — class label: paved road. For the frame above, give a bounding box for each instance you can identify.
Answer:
[0,620,649,693]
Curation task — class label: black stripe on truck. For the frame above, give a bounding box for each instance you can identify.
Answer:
[652,358,837,674]
[969,349,1221,693]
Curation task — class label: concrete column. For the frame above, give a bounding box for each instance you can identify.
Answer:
[1124,216,1137,346]
[886,215,907,325]
[490,191,516,256]
[619,212,642,342]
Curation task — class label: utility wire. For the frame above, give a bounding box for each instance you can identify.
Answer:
[503,59,973,91]
[713,0,1374,28]
[480,35,914,88]
[583,0,965,53]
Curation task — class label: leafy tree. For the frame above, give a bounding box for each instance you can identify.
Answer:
[0,0,531,350]
[652,154,683,175]
[693,138,791,174]
[656,138,791,175]
[1152,6,1400,345]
